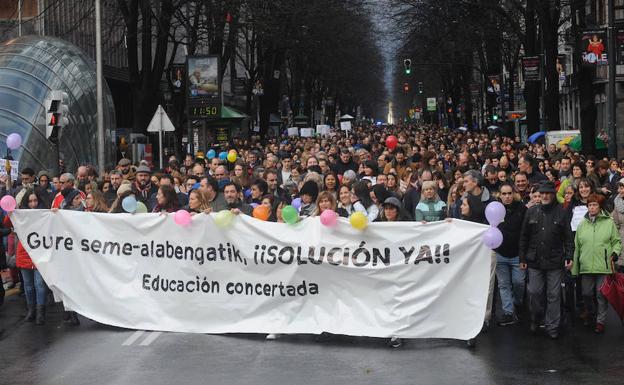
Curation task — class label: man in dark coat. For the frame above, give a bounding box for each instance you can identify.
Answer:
[519,181,574,339]
[494,182,527,326]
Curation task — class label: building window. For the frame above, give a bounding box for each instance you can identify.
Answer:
[616,0,624,21]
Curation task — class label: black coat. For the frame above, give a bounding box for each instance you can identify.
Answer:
[519,202,574,269]
[495,200,527,258]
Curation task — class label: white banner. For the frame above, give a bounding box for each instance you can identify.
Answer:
[10,210,491,339]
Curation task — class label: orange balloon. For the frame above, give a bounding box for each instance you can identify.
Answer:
[252,205,271,221]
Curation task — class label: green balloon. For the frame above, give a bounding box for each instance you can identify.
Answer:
[282,205,298,224]
[135,202,148,213]
[215,210,234,228]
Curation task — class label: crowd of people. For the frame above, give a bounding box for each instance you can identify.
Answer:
[1,123,624,347]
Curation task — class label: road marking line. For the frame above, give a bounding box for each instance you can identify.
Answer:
[139,331,162,346]
[122,330,145,346]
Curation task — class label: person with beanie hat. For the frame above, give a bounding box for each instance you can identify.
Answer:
[299,180,319,217]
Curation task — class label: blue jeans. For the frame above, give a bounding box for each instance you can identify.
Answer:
[20,269,47,306]
[495,254,525,315]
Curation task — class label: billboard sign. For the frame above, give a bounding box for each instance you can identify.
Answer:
[580,29,608,66]
[186,55,221,119]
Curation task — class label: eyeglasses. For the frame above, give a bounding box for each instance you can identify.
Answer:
[500,192,513,195]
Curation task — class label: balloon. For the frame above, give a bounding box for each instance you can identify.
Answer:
[207,149,216,159]
[482,227,503,249]
[121,196,137,213]
[385,135,398,150]
[215,210,234,228]
[320,209,338,227]
[227,152,237,163]
[291,197,302,211]
[282,205,298,224]
[350,211,368,230]
[174,210,192,226]
[485,201,506,226]
[244,189,252,198]
[6,133,22,150]
[219,151,228,160]
[250,202,259,209]
[135,201,148,213]
[0,195,17,212]
[252,205,270,221]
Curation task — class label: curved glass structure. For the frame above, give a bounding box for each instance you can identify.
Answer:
[0,36,115,172]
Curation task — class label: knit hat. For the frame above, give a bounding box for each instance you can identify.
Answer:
[299,180,319,201]
[383,196,402,209]
[117,182,133,197]
[118,158,132,166]
[136,165,151,175]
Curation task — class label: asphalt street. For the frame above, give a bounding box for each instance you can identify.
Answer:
[1,293,623,385]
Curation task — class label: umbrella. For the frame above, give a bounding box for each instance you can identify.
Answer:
[457,126,468,131]
[558,136,575,146]
[527,131,546,143]
[600,267,624,321]
[487,125,499,131]
[568,135,607,151]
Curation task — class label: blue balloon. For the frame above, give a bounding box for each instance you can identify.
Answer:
[250,203,259,209]
[219,151,228,160]
[122,196,138,213]
[207,149,216,159]
[291,197,302,211]
[244,189,252,198]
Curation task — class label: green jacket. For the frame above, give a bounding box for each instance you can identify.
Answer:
[572,211,622,276]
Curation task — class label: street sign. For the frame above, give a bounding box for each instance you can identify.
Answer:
[147,105,175,169]
[521,56,541,82]
[426,98,436,112]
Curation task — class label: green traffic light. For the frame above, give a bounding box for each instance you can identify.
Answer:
[405,69,411,75]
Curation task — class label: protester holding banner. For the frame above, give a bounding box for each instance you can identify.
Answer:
[351,181,379,222]
[15,189,49,324]
[152,185,179,213]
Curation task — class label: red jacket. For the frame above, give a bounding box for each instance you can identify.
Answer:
[16,241,34,269]
[3,216,35,269]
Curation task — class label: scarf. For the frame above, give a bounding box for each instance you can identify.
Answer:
[614,195,624,214]
[134,180,152,199]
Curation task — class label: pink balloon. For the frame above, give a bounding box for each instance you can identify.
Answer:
[6,133,22,150]
[0,195,17,212]
[320,209,338,227]
[482,227,503,249]
[174,210,192,226]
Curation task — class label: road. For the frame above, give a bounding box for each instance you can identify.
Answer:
[1,293,623,385]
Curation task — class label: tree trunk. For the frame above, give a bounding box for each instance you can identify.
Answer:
[524,0,540,136]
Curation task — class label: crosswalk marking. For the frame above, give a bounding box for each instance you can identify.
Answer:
[122,330,163,346]
[122,330,145,346]
[139,331,162,346]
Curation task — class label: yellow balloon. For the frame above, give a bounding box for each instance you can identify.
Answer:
[228,149,237,154]
[227,152,237,163]
[350,212,368,230]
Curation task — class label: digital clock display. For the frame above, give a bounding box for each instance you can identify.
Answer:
[188,102,221,119]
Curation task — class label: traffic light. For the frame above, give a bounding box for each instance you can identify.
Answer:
[417,81,423,94]
[403,82,409,94]
[403,59,411,75]
[492,113,499,121]
[45,90,69,143]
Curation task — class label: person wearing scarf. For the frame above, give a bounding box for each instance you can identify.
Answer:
[132,165,158,210]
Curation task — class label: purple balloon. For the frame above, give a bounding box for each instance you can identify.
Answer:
[291,197,302,211]
[250,203,259,209]
[6,133,22,150]
[244,189,252,198]
[482,227,503,249]
[485,201,506,226]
